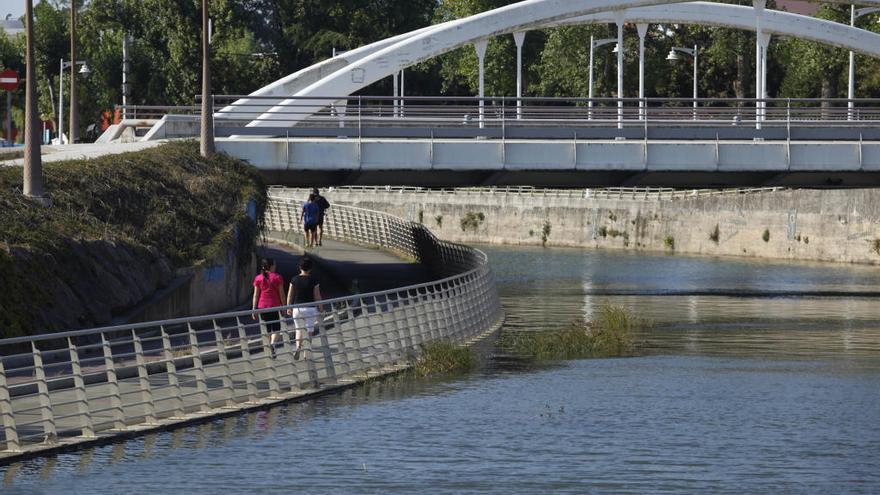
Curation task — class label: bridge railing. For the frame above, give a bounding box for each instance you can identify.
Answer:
[0,199,502,456]
[196,94,880,140]
[270,185,784,202]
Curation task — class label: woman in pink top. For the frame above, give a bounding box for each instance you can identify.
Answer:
[252,257,285,356]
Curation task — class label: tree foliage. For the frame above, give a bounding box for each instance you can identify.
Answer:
[1,0,879,141]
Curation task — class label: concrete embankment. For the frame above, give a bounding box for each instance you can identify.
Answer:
[304,188,880,265]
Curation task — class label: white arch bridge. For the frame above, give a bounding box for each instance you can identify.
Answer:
[153,0,880,187]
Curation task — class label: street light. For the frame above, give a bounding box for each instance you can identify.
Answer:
[848,5,880,120]
[667,45,699,120]
[57,59,89,144]
[588,36,616,119]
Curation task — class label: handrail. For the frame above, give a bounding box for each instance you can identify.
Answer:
[0,197,502,457]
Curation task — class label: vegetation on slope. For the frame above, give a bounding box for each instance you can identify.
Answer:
[0,141,266,337]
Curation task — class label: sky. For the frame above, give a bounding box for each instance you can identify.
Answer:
[0,0,23,20]
[0,0,24,20]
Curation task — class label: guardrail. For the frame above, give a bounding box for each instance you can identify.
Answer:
[118,95,880,142]
[270,185,785,202]
[0,198,502,460]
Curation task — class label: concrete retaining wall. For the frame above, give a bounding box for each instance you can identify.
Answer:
[317,189,880,265]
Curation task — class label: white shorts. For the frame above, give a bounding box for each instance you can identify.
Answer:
[290,307,318,334]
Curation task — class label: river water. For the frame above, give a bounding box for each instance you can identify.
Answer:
[4,246,880,494]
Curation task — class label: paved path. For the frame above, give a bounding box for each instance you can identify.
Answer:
[0,235,437,463]
[265,232,432,295]
[0,141,166,167]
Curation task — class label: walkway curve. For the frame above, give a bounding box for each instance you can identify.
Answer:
[240,0,880,128]
[0,199,503,463]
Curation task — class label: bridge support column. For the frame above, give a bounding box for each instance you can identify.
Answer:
[760,33,771,123]
[637,23,648,121]
[615,11,625,131]
[753,0,765,131]
[513,31,527,120]
[393,72,399,118]
[474,40,488,129]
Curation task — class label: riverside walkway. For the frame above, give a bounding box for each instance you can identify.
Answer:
[0,199,503,464]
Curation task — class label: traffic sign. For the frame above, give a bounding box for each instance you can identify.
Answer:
[0,69,20,91]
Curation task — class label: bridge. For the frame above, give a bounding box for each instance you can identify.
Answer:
[0,199,503,463]
[98,0,880,187]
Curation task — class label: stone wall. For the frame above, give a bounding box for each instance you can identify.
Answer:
[316,189,880,265]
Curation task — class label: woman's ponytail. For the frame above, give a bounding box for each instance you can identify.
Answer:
[259,258,274,282]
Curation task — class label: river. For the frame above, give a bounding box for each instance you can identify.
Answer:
[3,246,880,494]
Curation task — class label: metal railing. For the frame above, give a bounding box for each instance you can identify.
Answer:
[202,95,880,141]
[115,95,880,142]
[271,185,785,202]
[0,199,502,457]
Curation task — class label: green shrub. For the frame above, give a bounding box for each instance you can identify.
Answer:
[500,303,638,360]
[434,214,443,228]
[541,220,552,247]
[460,211,485,232]
[872,238,880,256]
[709,224,720,243]
[664,235,675,250]
[597,226,608,238]
[762,229,770,243]
[414,341,476,377]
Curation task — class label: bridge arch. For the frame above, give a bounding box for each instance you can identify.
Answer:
[230,0,880,127]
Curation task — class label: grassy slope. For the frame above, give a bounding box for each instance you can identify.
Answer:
[0,141,266,337]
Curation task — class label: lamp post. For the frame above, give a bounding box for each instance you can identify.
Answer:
[200,0,214,156]
[70,0,78,142]
[848,5,880,120]
[23,0,43,201]
[666,45,699,120]
[57,59,89,144]
[588,36,616,120]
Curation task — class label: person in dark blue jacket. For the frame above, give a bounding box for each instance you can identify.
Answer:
[300,194,320,248]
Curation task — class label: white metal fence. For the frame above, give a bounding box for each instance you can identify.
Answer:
[271,185,785,203]
[0,199,502,458]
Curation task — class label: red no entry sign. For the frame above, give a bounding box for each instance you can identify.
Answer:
[0,69,20,91]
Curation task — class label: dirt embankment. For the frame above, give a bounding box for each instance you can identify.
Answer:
[0,142,267,337]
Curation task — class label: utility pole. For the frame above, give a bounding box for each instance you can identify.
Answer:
[69,0,78,143]
[23,0,44,201]
[200,0,215,156]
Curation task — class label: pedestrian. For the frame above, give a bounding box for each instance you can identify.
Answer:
[311,187,331,246]
[286,257,323,360]
[252,257,285,358]
[301,193,320,248]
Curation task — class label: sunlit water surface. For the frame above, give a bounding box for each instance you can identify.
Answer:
[4,246,880,494]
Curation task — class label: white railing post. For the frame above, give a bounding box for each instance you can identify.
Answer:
[213,321,236,407]
[67,338,95,438]
[132,332,157,425]
[257,314,282,398]
[101,334,125,430]
[0,360,21,452]
[236,316,259,403]
[187,323,210,411]
[160,327,185,418]
[31,343,57,443]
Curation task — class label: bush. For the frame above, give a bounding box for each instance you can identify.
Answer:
[762,229,770,243]
[500,303,639,360]
[414,341,476,377]
[664,235,675,250]
[709,224,720,243]
[541,220,552,247]
[460,211,485,232]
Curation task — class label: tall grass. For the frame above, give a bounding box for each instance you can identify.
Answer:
[501,303,639,360]
[414,341,476,377]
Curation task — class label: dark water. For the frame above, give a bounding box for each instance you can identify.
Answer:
[4,246,880,494]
